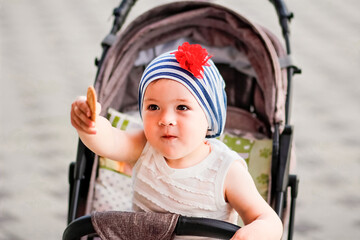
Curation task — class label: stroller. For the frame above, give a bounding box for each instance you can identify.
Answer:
[64,0,301,239]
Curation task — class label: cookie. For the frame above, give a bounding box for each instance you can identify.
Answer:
[86,86,97,121]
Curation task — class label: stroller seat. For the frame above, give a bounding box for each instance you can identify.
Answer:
[66,1,300,239]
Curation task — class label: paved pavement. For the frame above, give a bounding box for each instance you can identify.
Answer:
[1,0,359,239]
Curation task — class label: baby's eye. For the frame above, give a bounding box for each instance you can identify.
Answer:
[147,104,159,111]
[177,105,189,111]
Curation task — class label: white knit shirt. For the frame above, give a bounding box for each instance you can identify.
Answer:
[132,138,247,229]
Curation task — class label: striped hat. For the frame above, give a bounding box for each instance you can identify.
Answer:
[138,43,227,138]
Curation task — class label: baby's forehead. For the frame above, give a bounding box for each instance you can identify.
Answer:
[145,78,186,89]
[144,78,197,100]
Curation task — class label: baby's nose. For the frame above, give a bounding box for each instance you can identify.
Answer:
[158,111,177,126]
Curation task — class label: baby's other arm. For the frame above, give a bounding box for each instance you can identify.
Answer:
[70,96,146,165]
[225,161,283,240]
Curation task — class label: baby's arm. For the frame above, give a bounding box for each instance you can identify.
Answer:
[225,161,283,240]
[70,96,146,165]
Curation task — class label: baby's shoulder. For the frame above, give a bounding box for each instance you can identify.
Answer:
[208,138,247,169]
[209,138,238,159]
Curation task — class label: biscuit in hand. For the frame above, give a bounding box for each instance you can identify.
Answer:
[86,86,97,121]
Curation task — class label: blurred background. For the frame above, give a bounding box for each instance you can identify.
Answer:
[1,0,359,239]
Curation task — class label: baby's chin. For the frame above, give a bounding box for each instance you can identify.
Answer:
[161,151,185,163]
[159,150,189,168]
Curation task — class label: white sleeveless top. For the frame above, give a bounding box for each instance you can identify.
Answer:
[132,138,247,226]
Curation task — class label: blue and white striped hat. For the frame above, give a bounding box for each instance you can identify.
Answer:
[138,45,227,138]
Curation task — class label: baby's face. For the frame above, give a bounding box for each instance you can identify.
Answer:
[142,79,209,167]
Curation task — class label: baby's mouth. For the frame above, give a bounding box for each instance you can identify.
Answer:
[161,134,177,140]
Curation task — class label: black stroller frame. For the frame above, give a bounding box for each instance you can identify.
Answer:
[65,0,301,239]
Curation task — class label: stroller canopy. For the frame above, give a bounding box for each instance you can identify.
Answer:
[95,1,288,135]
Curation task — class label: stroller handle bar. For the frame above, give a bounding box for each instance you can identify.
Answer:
[269,0,293,37]
[63,213,240,240]
[175,216,240,239]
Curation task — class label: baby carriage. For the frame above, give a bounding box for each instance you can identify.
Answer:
[64,0,301,239]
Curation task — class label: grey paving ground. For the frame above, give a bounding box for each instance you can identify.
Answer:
[1,0,359,239]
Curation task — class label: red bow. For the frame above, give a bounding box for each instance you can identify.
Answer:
[172,42,212,79]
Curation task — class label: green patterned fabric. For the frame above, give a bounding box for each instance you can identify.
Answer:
[106,108,143,132]
[218,133,272,200]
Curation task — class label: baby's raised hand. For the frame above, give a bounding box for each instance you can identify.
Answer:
[70,92,101,134]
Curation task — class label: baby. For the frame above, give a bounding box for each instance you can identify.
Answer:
[71,42,283,239]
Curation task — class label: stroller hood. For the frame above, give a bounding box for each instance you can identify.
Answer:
[95,1,288,134]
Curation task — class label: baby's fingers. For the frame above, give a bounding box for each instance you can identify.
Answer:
[71,97,96,134]
[71,109,96,134]
[74,96,92,117]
